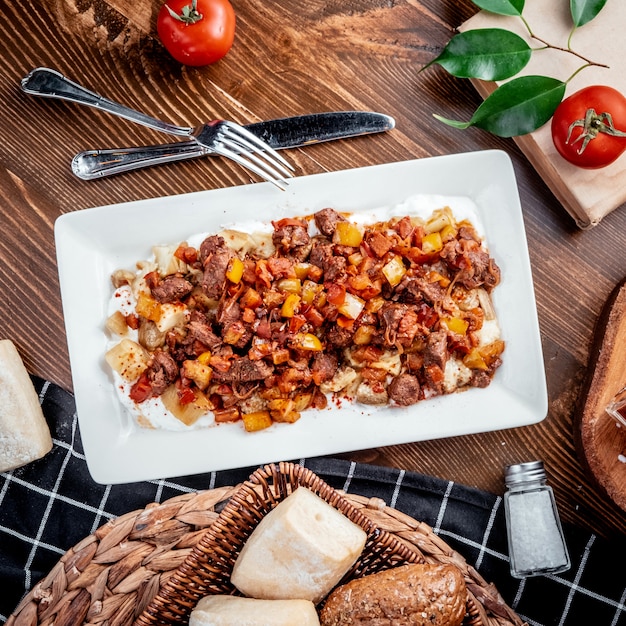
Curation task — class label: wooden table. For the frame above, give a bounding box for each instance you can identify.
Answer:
[2,0,626,539]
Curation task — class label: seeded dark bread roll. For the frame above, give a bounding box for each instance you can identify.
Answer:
[319,563,467,626]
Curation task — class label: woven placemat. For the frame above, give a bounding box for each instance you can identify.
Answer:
[6,483,524,626]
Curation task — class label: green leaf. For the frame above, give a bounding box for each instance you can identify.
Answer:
[430,29,531,80]
[471,0,525,17]
[435,75,566,137]
[570,0,608,27]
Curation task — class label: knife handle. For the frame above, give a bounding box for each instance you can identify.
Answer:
[71,142,208,179]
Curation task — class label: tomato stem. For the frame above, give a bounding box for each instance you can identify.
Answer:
[567,109,626,154]
[165,0,203,24]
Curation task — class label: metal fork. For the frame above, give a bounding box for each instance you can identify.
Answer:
[20,67,294,189]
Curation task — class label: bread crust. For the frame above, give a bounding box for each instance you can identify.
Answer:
[319,563,467,626]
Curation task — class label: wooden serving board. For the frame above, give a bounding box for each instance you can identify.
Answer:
[575,279,626,512]
[460,0,626,228]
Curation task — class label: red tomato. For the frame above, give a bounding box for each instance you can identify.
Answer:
[157,0,236,67]
[551,85,626,169]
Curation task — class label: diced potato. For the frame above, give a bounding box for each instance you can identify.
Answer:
[463,348,488,371]
[424,207,453,234]
[152,244,188,276]
[301,280,324,305]
[111,269,136,289]
[333,221,363,247]
[444,358,473,392]
[219,229,257,255]
[268,399,301,423]
[155,303,187,332]
[479,339,505,366]
[214,407,241,423]
[105,310,128,337]
[353,324,375,345]
[161,385,213,426]
[320,366,358,393]
[293,393,313,412]
[356,381,389,405]
[277,278,302,294]
[294,263,312,280]
[242,410,273,431]
[370,351,402,376]
[105,339,149,381]
[339,292,365,320]
[182,360,213,390]
[382,256,407,287]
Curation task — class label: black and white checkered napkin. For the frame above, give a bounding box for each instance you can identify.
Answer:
[1,377,626,625]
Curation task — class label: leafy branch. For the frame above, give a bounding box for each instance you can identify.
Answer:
[423,0,610,137]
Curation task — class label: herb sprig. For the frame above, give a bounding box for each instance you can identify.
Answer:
[424,0,610,137]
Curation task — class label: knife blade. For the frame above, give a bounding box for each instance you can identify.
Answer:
[71,111,395,180]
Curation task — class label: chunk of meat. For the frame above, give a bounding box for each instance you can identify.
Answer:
[151,275,193,303]
[272,217,311,260]
[212,357,274,383]
[309,240,346,282]
[424,330,448,371]
[145,351,179,396]
[314,208,347,237]
[311,353,338,385]
[388,373,420,406]
[199,236,236,299]
[379,303,418,347]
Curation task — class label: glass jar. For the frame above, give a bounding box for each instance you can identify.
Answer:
[503,461,571,578]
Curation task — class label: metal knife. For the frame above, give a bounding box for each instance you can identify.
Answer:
[71,111,396,180]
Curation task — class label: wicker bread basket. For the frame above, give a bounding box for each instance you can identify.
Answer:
[7,462,525,626]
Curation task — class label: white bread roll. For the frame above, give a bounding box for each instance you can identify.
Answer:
[231,487,367,604]
[0,340,52,472]
[189,595,320,626]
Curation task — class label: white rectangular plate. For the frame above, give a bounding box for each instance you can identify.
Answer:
[55,151,547,484]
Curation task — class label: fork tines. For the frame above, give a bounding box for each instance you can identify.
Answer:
[216,121,294,190]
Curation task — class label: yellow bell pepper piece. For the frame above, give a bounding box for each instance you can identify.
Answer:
[281,293,301,318]
[225,257,244,284]
[294,332,323,351]
[334,221,363,247]
[421,232,443,254]
[442,316,469,335]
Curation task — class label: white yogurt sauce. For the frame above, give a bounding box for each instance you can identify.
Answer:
[107,194,500,431]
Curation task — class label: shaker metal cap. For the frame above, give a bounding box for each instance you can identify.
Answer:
[504,460,546,486]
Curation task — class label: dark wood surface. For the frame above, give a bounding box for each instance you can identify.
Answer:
[2,0,626,539]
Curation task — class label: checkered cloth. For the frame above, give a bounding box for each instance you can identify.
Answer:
[1,378,626,625]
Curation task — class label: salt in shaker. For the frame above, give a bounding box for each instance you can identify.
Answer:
[503,460,571,578]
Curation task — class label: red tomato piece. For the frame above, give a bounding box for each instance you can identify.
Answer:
[129,373,153,403]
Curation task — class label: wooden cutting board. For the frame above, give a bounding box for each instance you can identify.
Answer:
[460,0,626,228]
[575,278,626,513]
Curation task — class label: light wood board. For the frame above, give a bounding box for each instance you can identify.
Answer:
[460,0,626,228]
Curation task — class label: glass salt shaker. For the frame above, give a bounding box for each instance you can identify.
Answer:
[503,461,571,578]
